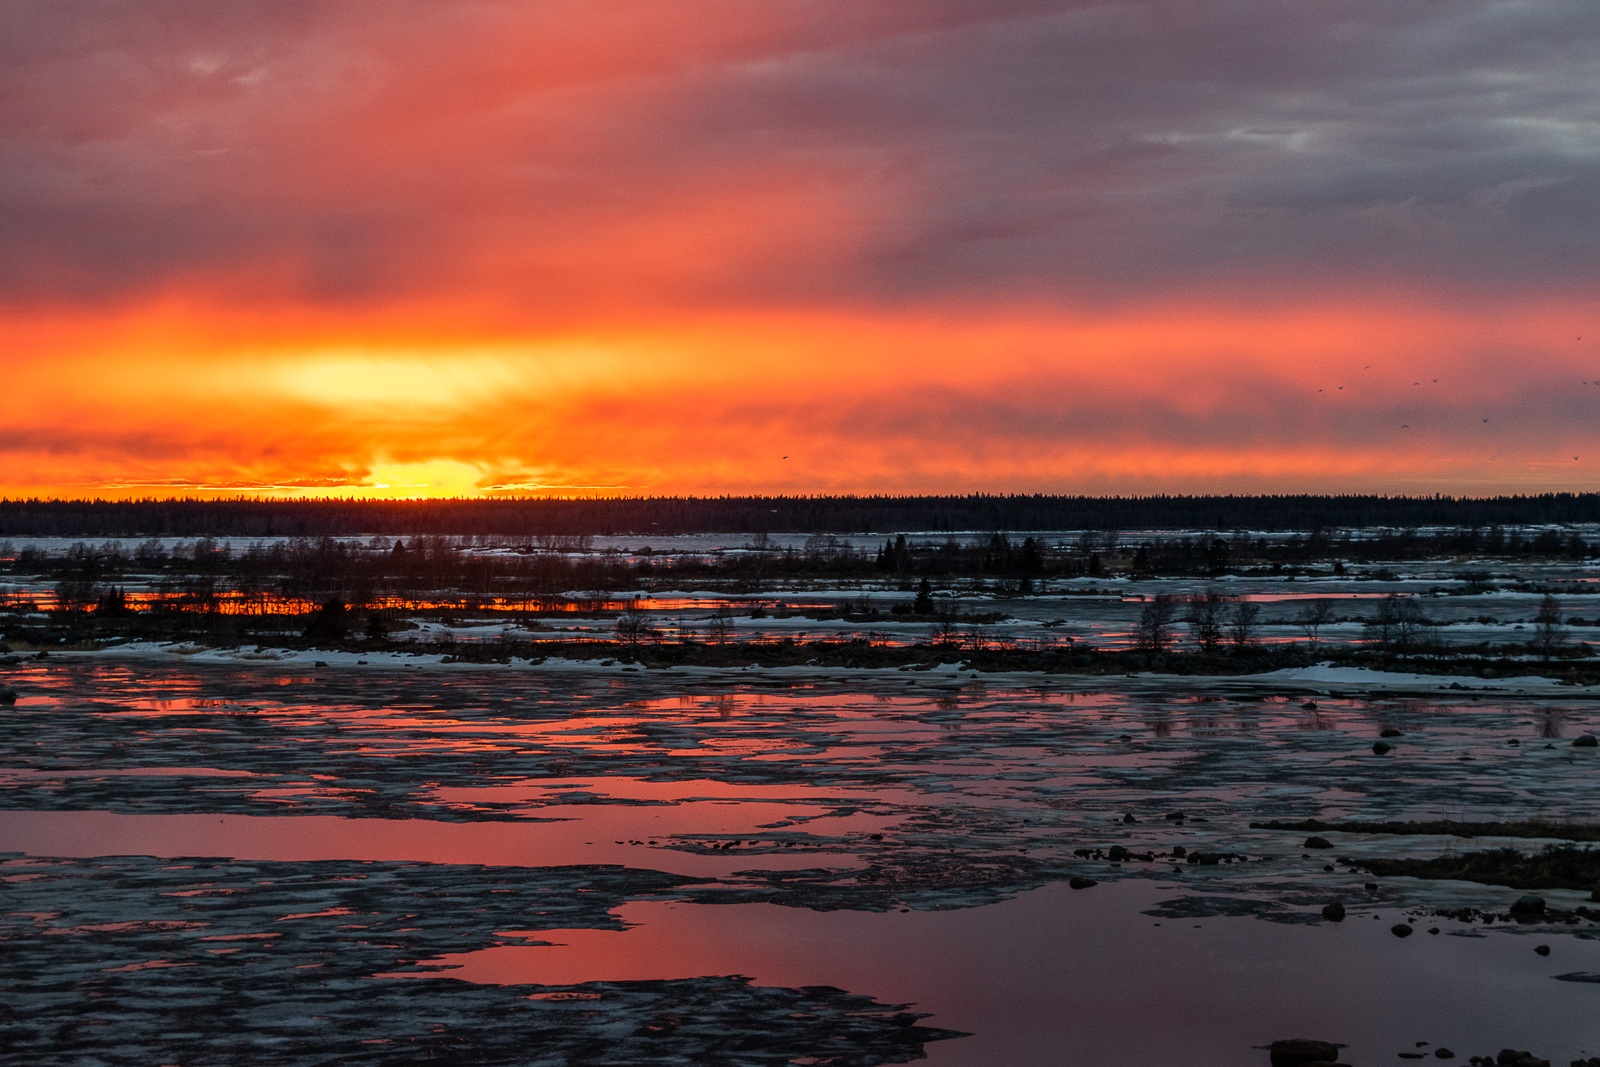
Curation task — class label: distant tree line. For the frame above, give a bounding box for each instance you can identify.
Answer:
[5,526,1599,621]
[1,493,1599,538]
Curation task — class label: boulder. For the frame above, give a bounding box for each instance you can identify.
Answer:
[0,687,15,705]
[1304,836,1334,850]
[1373,740,1393,755]
[1068,877,1098,890]
[1391,923,1414,938]
[1509,895,1546,918]
[1320,902,1346,922]
[1573,734,1598,748]
[1494,1050,1549,1067]
[1269,1038,1342,1065]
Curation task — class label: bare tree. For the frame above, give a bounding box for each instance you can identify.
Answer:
[1295,601,1336,649]
[705,608,734,645]
[615,597,657,647]
[1366,594,1429,653]
[1137,594,1179,653]
[931,618,963,647]
[1229,600,1262,650]
[1534,594,1564,661]
[1184,591,1227,654]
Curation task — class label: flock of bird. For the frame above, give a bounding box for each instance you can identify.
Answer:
[1311,337,1588,462]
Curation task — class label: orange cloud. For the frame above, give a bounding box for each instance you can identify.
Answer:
[5,2,1598,498]
[3,292,1595,498]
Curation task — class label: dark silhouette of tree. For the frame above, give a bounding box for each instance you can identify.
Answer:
[1137,594,1179,653]
[1229,600,1261,650]
[1535,594,1565,660]
[1365,594,1430,653]
[1184,591,1227,654]
[1295,601,1335,649]
[303,598,348,642]
[913,578,935,615]
[615,597,656,646]
[705,608,734,645]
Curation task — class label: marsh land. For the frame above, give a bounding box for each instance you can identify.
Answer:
[4,503,1600,1065]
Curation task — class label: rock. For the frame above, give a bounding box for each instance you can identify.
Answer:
[1373,741,1393,755]
[1381,727,1404,738]
[1391,923,1414,938]
[1495,1050,1549,1067]
[1122,813,1137,824]
[1321,902,1346,922]
[1304,836,1334,850]
[1508,739,1521,746]
[1510,895,1546,918]
[1069,877,1098,890]
[1574,734,1598,748]
[1269,1038,1342,1065]
[1165,810,1186,821]
[1534,944,1551,957]
[1435,1049,1455,1059]
[1172,845,1187,858]
[1301,701,1319,710]
[0,687,16,705]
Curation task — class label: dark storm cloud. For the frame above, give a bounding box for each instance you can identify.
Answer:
[0,0,1595,308]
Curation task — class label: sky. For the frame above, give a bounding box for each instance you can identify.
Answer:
[3,0,1598,499]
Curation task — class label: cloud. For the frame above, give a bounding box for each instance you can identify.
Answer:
[1,0,1597,311]
[2,2,1597,495]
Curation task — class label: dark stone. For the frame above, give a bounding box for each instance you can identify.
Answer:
[1122,813,1137,824]
[1172,845,1188,858]
[1495,1050,1549,1067]
[1391,923,1414,938]
[1165,810,1186,821]
[1435,1049,1454,1059]
[1381,727,1403,738]
[1301,701,1319,710]
[1534,944,1551,956]
[1510,895,1546,917]
[1320,902,1346,922]
[1069,877,1098,890]
[0,687,15,705]
[1574,734,1598,748]
[1304,836,1334,850]
[1373,741,1393,755]
[1268,1038,1342,1065]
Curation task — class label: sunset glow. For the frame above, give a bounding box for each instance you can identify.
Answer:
[4,1,1598,497]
